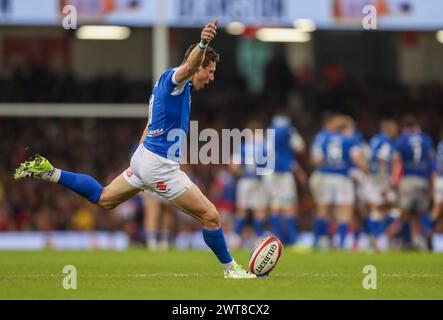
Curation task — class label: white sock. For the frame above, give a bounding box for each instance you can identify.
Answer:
[40,168,61,183]
[222,259,237,270]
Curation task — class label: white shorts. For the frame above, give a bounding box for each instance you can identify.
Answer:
[398,176,430,212]
[319,174,355,206]
[309,171,324,203]
[263,172,297,209]
[365,175,396,206]
[123,144,193,200]
[236,177,267,210]
[434,177,443,204]
[140,189,169,204]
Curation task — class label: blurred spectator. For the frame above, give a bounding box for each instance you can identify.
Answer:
[72,207,95,231]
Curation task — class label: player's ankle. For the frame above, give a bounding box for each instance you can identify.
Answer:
[40,168,61,183]
[222,259,237,270]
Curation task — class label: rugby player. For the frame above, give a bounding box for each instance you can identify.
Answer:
[264,113,305,248]
[393,116,434,250]
[14,20,256,279]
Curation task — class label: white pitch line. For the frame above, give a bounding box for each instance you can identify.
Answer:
[0,273,210,279]
[275,272,442,278]
[0,273,441,279]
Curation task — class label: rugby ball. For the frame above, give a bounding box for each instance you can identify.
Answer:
[249,236,283,276]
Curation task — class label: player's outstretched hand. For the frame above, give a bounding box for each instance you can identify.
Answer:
[201,19,218,45]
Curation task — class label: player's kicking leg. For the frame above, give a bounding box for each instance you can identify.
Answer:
[171,184,256,279]
[14,154,141,209]
[15,154,255,279]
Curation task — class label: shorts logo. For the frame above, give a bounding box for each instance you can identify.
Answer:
[156,181,167,191]
[126,169,133,178]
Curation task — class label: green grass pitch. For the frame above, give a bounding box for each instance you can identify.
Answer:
[0,249,442,299]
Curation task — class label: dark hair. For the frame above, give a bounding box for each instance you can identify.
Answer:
[181,43,220,68]
[401,115,418,129]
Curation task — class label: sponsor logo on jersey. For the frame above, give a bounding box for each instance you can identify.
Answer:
[147,128,164,137]
[126,169,133,178]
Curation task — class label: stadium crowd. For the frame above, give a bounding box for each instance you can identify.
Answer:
[1,59,443,252]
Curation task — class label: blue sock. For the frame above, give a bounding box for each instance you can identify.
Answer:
[370,220,384,238]
[285,217,297,245]
[338,223,348,249]
[202,228,233,264]
[253,219,265,237]
[366,219,374,237]
[381,215,395,233]
[376,221,386,237]
[270,214,283,240]
[234,217,246,236]
[313,218,328,246]
[58,170,104,204]
[401,222,411,246]
[354,230,361,242]
[421,213,435,235]
[363,218,371,235]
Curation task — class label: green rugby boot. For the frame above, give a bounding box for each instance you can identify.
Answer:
[224,264,257,279]
[14,154,54,180]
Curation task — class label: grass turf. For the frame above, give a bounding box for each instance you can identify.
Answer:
[0,249,442,299]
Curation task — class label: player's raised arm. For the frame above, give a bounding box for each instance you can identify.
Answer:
[174,19,218,84]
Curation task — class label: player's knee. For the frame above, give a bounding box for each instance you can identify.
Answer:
[202,204,220,230]
[97,189,118,210]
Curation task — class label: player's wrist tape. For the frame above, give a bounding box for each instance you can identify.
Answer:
[198,41,208,50]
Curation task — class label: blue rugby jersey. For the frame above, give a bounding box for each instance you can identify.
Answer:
[233,139,267,179]
[319,132,360,176]
[369,133,395,175]
[394,133,434,178]
[268,124,301,173]
[143,68,191,161]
